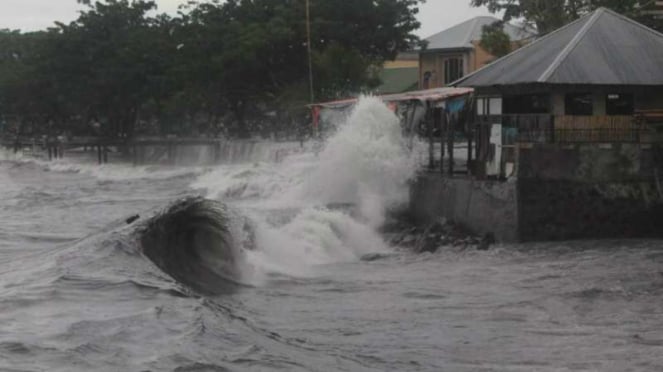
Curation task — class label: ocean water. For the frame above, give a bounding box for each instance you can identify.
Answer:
[1,97,663,371]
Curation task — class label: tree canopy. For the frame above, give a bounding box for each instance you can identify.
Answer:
[472,0,663,36]
[478,21,512,58]
[472,0,663,64]
[0,0,423,139]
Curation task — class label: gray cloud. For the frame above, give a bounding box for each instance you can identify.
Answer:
[0,0,184,31]
[416,0,492,37]
[0,0,81,31]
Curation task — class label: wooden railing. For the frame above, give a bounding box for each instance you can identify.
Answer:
[469,113,663,179]
[475,114,663,144]
[552,115,638,142]
[554,115,634,130]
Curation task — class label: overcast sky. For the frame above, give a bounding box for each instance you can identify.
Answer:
[0,0,493,37]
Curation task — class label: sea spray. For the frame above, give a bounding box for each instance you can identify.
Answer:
[301,96,420,227]
[47,162,206,182]
[192,96,423,278]
[1,148,206,182]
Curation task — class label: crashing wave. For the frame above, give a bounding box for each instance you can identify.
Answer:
[135,197,254,294]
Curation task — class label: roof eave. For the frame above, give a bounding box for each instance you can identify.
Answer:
[456,81,663,90]
[419,46,473,54]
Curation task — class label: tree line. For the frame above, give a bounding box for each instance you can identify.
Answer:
[0,0,423,139]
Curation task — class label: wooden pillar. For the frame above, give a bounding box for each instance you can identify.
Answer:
[97,145,102,164]
[432,108,441,173]
[448,114,455,176]
[427,104,435,170]
[103,146,108,164]
[467,128,474,174]
[440,112,446,175]
[168,143,175,165]
[406,104,417,151]
[549,114,555,144]
[475,120,481,161]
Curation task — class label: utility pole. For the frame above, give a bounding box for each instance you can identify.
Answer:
[306,0,315,103]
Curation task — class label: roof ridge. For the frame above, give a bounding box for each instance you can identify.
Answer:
[423,15,499,40]
[599,6,663,40]
[451,13,592,86]
[465,17,481,46]
[537,8,604,82]
[423,17,472,40]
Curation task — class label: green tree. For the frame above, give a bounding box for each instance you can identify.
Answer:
[183,0,423,136]
[0,30,66,135]
[479,22,512,58]
[309,0,422,98]
[0,0,424,139]
[55,0,169,138]
[472,0,663,36]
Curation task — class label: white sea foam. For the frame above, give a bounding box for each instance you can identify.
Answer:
[45,161,205,182]
[4,97,422,280]
[192,96,423,279]
[0,147,38,165]
[0,151,204,182]
[3,140,306,183]
[300,96,419,227]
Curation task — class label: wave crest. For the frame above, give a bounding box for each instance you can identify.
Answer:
[138,197,251,294]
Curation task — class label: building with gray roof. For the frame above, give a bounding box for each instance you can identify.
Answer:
[424,16,533,51]
[409,9,663,245]
[418,16,534,90]
[441,7,663,191]
[455,8,663,87]
[453,8,663,147]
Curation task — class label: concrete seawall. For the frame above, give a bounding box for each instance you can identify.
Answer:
[517,144,663,241]
[409,143,663,242]
[409,174,518,242]
[518,178,663,241]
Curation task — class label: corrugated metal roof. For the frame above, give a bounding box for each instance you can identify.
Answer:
[423,16,534,51]
[455,8,663,87]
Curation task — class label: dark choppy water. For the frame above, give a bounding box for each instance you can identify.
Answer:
[2,100,663,372]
